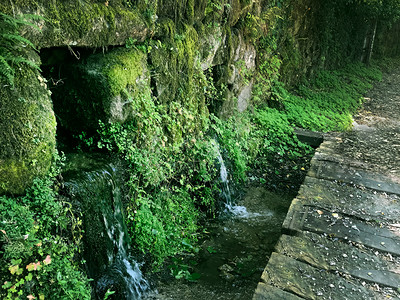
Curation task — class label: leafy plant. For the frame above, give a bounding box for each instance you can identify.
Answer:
[168,257,201,281]
[0,155,91,299]
[0,12,42,87]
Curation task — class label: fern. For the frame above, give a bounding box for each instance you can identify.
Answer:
[0,56,14,86]
[0,12,42,87]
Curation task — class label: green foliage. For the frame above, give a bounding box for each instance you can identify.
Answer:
[129,188,199,264]
[96,93,218,267]
[168,257,200,281]
[253,35,282,106]
[0,156,91,299]
[210,113,253,183]
[210,108,312,191]
[282,63,382,132]
[0,13,41,87]
[348,0,400,23]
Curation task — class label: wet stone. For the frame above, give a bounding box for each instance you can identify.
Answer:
[284,204,400,256]
[260,253,376,300]
[308,158,400,196]
[297,177,400,223]
[275,232,400,289]
[252,283,303,300]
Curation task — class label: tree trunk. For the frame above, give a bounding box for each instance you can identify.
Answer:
[361,19,378,65]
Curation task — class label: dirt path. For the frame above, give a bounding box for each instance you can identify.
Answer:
[253,67,400,300]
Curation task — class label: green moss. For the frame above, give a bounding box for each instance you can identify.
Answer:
[54,2,117,39]
[0,52,56,195]
[0,0,39,15]
[157,0,204,26]
[155,18,176,40]
[150,25,209,145]
[0,1,147,48]
[97,48,148,97]
[187,0,195,24]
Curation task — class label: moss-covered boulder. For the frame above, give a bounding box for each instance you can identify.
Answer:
[0,54,56,195]
[52,47,151,133]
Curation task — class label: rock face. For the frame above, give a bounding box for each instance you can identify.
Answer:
[0,52,56,195]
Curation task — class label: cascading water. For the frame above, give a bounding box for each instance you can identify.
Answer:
[63,154,148,299]
[212,140,251,217]
[214,142,232,207]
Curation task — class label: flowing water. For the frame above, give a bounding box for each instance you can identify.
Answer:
[144,145,294,300]
[63,153,149,299]
[144,187,294,300]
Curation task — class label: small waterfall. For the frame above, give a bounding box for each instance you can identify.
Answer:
[215,145,233,207]
[212,140,249,217]
[63,154,148,299]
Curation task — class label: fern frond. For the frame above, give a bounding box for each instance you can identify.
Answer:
[0,12,42,87]
[14,14,44,32]
[10,56,41,71]
[0,56,15,86]
[20,14,45,22]
[1,33,37,50]
[0,48,16,62]
[0,13,19,30]
[23,59,41,72]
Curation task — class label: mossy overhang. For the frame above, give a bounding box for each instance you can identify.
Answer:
[0,0,152,48]
[51,47,151,133]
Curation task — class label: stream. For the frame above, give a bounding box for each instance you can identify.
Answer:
[144,187,294,300]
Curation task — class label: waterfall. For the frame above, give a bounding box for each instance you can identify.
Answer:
[212,140,249,217]
[215,144,233,207]
[63,154,148,299]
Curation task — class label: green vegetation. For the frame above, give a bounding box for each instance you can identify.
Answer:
[0,156,91,299]
[0,13,41,86]
[282,63,382,131]
[96,92,219,267]
[90,58,383,267]
[0,14,56,195]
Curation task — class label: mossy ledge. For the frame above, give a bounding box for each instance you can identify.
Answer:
[0,1,150,48]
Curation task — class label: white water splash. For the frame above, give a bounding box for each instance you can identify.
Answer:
[212,140,254,217]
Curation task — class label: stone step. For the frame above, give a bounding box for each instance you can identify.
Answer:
[261,252,376,299]
[294,127,324,147]
[275,233,400,289]
[297,176,400,222]
[252,283,303,300]
[308,158,400,195]
[283,203,400,256]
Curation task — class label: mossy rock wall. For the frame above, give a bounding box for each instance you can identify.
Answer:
[0,1,150,48]
[3,0,398,196]
[51,47,151,133]
[0,52,56,195]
